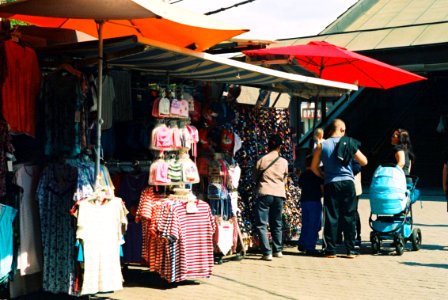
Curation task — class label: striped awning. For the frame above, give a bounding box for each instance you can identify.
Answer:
[38,35,358,98]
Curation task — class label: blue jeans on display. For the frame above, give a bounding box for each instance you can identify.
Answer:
[255,195,284,255]
[298,200,322,251]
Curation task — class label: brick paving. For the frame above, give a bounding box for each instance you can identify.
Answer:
[95,194,448,300]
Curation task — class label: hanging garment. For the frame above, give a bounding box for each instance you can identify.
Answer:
[149,159,170,185]
[9,165,43,298]
[42,70,84,157]
[176,126,191,150]
[36,163,78,295]
[220,128,234,153]
[171,124,182,149]
[178,99,189,118]
[167,160,183,182]
[1,40,41,137]
[159,96,171,117]
[157,199,215,283]
[182,158,200,184]
[110,70,132,122]
[66,158,96,201]
[151,97,161,118]
[215,217,234,256]
[89,74,116,130]
[75,197,128,295]
[135,187,166,266]
[0,117,14,198]
[0,204,17,284]
[151,124,174,150]
[227,163,241,190]
[14,165,43,276]
[170,98,181,116]
[117,172,148,264]
[186,125,199,157]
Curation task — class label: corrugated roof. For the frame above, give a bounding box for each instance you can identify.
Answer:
[278,0,448,51]
[324,0,448,33]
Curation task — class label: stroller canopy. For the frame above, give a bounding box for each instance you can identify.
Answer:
[369,164,408,214]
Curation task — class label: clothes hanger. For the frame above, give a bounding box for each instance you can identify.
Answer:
[58,63,82,78]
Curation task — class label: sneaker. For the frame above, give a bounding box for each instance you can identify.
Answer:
[322,251,336,258]
[273,252,283,258]
[346,251,360,259]
[297,245,306,252]
[261,254,273,261]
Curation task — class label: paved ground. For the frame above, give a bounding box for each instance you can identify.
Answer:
[90,191,447,300]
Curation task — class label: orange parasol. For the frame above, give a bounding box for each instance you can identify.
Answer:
[0,0,248,185]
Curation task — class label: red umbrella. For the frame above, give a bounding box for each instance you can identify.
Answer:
[243,41,426,89]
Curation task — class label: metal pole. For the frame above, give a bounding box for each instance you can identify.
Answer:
[271,92,282,107]
[95,20,104,187]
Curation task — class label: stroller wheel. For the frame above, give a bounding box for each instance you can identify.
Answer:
[394,233,405,256]
[370,233,381,254]
[410,228,422,251]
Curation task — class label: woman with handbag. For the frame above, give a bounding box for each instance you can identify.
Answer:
[254,134,289,261]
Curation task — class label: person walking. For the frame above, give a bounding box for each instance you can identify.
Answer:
[311,119,368,258]
[254,134,289,261]
[297,155,324,256]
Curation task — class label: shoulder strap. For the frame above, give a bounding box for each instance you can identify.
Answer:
[258,156,280,180]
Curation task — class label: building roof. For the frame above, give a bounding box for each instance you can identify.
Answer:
[277,0,448,52]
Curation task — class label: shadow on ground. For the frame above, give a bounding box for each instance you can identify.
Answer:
[401,262,448,269]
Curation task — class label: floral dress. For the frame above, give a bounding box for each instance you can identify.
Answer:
[36,163,78,294]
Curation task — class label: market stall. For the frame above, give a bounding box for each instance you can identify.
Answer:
[0,29,357,298]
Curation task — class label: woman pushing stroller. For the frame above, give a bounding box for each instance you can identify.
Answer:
[368,128,421,255]
[388,128,415,184]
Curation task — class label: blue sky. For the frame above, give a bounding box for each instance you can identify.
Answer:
[174,0,358,40]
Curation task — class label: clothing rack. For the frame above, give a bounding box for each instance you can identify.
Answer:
[105,159,152,168]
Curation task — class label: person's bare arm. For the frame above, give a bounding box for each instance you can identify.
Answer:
[354,149,368,166]
[395,150,406,169]
[311,143,323,178]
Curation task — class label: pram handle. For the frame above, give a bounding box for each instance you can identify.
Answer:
[378,163,419,187]
[406,174,419,190]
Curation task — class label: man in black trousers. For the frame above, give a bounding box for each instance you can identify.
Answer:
[311,119,368,258]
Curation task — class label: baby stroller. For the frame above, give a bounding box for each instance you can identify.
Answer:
[368,164,421,255]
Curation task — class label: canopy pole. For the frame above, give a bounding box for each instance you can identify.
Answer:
[95,20,104,188]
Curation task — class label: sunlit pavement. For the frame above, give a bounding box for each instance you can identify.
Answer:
[101,192,447,300]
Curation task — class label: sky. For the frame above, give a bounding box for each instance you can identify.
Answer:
[174,0,358,40]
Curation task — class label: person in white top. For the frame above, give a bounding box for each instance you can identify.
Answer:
[312,128,325,150]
